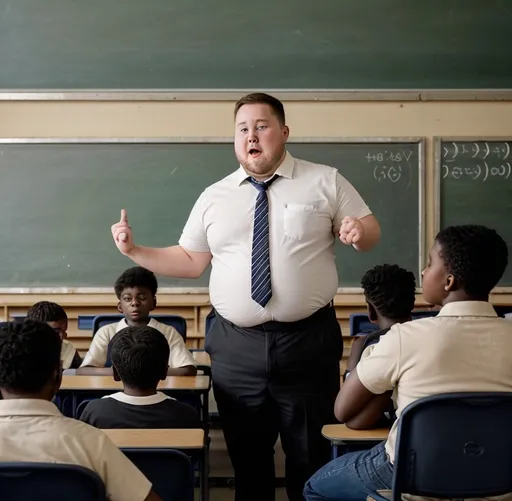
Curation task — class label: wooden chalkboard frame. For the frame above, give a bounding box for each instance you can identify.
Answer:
[0,90,512,102]
[0,136,425,294]
[434,136,512,293]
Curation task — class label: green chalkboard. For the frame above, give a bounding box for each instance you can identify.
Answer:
[0,0,511,89]
[438,139,512,287]
[0,140,422,289]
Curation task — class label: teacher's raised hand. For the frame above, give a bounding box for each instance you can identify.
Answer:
[111,209,134,255]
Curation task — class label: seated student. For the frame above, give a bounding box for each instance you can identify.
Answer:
[342,264,416,429]
[80,325,201,429]
[304,225,512,501]
[81,267,196,376]
[344,264,416,380]
[26,301,82,369]
[0,320,161,501]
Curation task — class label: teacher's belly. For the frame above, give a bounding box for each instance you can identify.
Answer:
[208,249,339,328]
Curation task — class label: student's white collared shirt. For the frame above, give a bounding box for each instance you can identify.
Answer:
[61,340,78,370]
[179,152,372,327]
[104,391,174,404]
[81,318,196,368]
[0,399,152,501]
[357,301,512,462]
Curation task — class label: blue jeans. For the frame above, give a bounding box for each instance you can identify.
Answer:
[303,442,393,501]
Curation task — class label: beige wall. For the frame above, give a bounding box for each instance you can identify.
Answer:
[2,99,512,246]
[1,99,511,350]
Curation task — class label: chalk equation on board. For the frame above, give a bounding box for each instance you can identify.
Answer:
[366,150,415,185]
[442,162,511,182]
[443,141,511,161]
[442,141,512,182]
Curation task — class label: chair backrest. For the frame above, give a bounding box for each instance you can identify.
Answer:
[349,314,378,336]
[349,310,439,336]
[494,305,512,318]
[92,314,187,340]
[0,462,105,501]
[75,399,93,419]
[393,392,512,501]
[122,449,194,501]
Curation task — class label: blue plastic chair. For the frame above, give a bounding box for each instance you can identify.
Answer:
[393,392,512,501]
[494,305,512,318]
[122,449,194,501]
[0,462,106,501]
[349,310,439,336]
[92,314,187,341]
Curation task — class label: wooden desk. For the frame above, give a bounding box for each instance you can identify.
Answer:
[64,367,113,376]
[58,376,211,426]
[104,428,208,501]
[61,375,209,391]
[103,428,205,449]
[322,424,389,459]
[193,351,211,367]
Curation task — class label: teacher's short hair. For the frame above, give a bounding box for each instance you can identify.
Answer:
[234,93,286,126]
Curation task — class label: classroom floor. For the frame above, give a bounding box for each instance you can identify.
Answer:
[197,428,287,501]
[204,488,288,501]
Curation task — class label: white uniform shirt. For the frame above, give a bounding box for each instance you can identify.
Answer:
[179,152,372,327]
[81,318,196,368]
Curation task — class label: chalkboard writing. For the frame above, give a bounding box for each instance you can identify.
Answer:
[438,140,512,286]
[442,141,512,182]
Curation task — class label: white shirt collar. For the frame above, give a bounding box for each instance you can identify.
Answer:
[0,399,61,417]
[115,318,159,333]
[437,301,498,318]
[103,391,173,405]
[236,150,295,186]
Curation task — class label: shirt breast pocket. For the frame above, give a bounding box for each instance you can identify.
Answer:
[283,202,322,240]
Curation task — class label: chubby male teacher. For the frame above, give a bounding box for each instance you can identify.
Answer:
[111,93,380,501]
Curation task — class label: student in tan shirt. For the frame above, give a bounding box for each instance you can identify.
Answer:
[304,225,511,501]
[81,267,196,375]
[0,320,161,501]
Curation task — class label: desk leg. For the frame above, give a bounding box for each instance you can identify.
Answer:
[203,388,210,431]
[201,440,210,501]
[332,443,339,460]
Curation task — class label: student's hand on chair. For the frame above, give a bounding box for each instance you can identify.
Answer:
[111,209,135,255]
[339,216,364,246]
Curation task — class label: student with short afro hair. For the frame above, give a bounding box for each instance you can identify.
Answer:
[305,225,512,501]
[0,320,162,501]
[345,264,416,380]
[81,267,196,375]
[80,326,200,429]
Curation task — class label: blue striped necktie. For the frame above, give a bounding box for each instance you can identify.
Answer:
[249,175,279,307]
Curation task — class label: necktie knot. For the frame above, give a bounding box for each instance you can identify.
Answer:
[248,175,279,192]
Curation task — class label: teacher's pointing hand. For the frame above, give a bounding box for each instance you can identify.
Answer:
[111,209,134,255]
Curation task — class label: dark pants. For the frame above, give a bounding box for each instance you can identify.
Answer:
[205,305,343,501]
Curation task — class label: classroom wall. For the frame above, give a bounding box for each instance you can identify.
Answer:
[2,99,512,362]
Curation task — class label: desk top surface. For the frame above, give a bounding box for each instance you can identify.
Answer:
[193,351,211,367]
[103,428,205,449]
[61,375,210,391]
[322,424,389,442]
